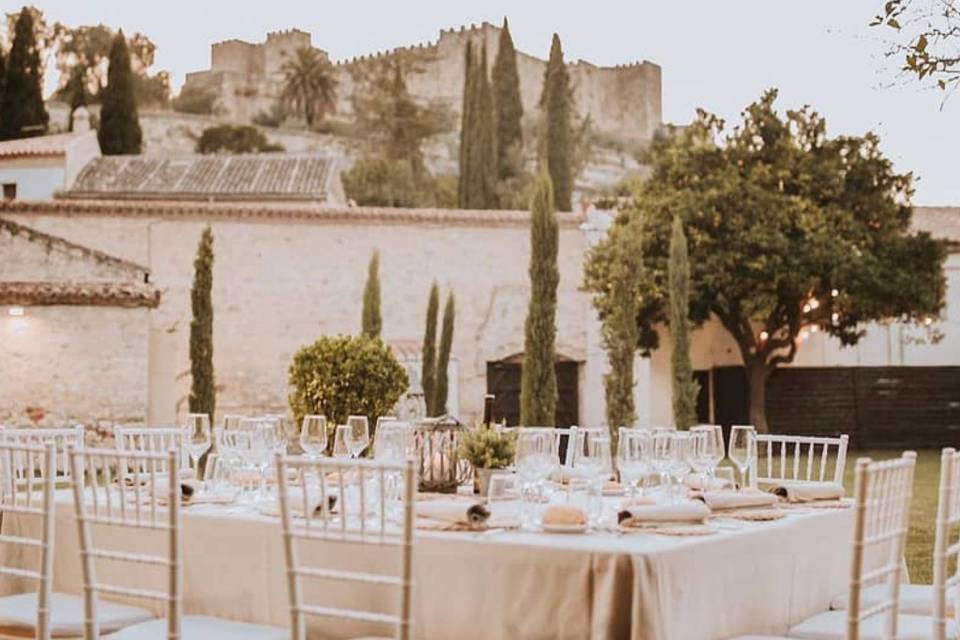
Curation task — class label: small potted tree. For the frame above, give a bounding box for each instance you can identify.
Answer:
[458,425,516,496]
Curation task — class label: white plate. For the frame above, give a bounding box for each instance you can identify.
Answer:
[542,522,588,534]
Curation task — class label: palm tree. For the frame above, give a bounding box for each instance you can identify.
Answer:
[280,47,338,128]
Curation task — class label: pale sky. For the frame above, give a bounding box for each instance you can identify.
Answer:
[19,0,960,205]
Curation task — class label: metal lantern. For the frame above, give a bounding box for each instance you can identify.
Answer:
[415,415,467,493]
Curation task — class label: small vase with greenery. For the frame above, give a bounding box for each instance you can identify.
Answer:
[458,424,516,496]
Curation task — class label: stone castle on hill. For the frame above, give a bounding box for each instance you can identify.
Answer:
[182,22,662,142]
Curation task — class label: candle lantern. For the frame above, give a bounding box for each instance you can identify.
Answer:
[415,415,467,493]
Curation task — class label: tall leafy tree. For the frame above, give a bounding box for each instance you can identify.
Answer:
[520,172,560,426]
[871,1,960,93]
[457,41,475,209]
[585,90,946,433]
[280,46,337,128]
[362,251,382,339]
[539,34,573,212]
[189,226,216,419]
[668,216,699,429]
[468,43,497,209]
[0,8,48,140]
[433,292,456,415]
[591,215,644,440]
[421,282,440,416]
[492,18,524,182]
[98,31,142,155]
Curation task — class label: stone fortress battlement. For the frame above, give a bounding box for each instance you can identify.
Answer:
[183,21,661,141]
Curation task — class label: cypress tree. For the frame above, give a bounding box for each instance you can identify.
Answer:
[0,47,6,115]
[421,282,439,416]
[470,43,497,209]
[98,31,143,155]
[457,42,475,209]
[668,216,700,428]
[492,18,523,182]
[520,171,559,426]
[189,226,215,418]
[433,293,455,415]
[361,250,382,339]
[0,8,48,140]
[539,34,573,212]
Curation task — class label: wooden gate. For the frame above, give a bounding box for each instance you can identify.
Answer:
[486,359,579,427]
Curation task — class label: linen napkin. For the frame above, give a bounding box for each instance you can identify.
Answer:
[617,500,710,525]
[415,499,490,527]
[696,489,778,511]
[769,480,845,503]
[684,474,734,491]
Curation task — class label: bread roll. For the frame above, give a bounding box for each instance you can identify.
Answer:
[542,504,587,526]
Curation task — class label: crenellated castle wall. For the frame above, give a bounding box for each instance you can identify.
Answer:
[182,22,662,142]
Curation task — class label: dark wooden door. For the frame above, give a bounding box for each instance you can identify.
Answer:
[486,360,579,427]
[712,366,749,431]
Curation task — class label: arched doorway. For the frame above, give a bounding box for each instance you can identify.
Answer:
[485,353,580,427]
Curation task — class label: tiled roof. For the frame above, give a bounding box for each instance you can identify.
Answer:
[0,281,160,308]
[64,154,335,202]
[0,132,78,159]
[912,206,960,245]
[0,217,150,278]
[0,199,587,229]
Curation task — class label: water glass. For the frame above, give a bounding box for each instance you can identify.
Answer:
[617,428,651,498]
[332,425,352,459]
[515,430,557,528]
[183,413,211,477]
[346,415,370,458]
[300,415,328,458]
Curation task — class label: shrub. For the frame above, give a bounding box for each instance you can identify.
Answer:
[195,125,284,154]
[288,335,409,431]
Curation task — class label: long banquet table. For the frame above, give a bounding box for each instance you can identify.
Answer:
[1,491,860,640]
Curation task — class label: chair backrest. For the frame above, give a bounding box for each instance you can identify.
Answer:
[275,454,415,640]
[0,442,56,640]
[68,447,181,640]
[846,452,916,640]
[752,433,849,485]
[114,427,186,473]
[0,426,84,481]
[933,448,960,640]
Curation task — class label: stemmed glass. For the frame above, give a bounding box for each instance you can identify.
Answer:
[183,413,211,479]
[667,432,692,501]
[515,430,558,528]
[689,426,721,490]
[728,425,757,489]
[617,428,651,499]
[332,425,351,459]
[650,428,675,496]
[299,415,328,459]
[572,431,611,526]
[346,415,370,458]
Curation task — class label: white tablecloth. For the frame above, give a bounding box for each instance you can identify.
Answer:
[1,491,858,640]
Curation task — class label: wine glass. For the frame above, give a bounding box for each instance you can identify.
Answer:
[332,425,351,459]
[299,415,328,459]
[650,428,675,495]
[710,425,726,475]
[689,426,720,490]
[183,413,211,478]
[374,422,412,462]
[617,428,651,498]
[728,425,757,489]
[667,432,692,501]
[346,415,370,458]
[574,430,612,484]
[515,430,558,528]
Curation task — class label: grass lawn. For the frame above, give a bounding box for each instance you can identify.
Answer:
[842,449,940,584]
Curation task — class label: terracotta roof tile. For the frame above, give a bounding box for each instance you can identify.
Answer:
[0,133,78,159]
[0,281,160,308]
[1,199,587,229]
[65,153,335,202]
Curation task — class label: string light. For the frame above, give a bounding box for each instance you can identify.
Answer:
[831,289,839,297]
[809,299,820,310]
[924,317,933,326]
[759,331,769,341]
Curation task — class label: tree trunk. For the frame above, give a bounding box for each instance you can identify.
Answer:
[746,360,770,434]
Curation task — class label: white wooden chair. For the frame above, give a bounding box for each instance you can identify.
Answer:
[114,427,188,475]
[274,454,416,640]
[828,448,960,629]
[737,452,956,639]
[0,425,84,481]
[67,446,288,640]
[0,442,154,639]
[751,433,849,487]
